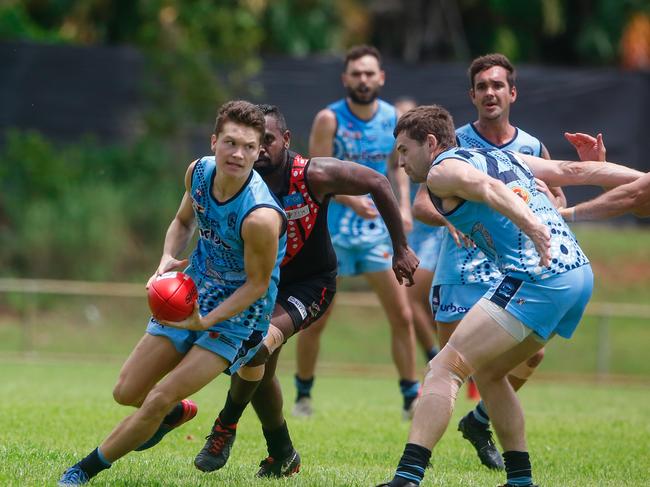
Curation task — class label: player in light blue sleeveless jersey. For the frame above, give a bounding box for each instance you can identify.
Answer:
[327,97,398,251]
[422,54,564,472]
[294,46,420,421]
[378,104,640,487]
[59,101,287,486]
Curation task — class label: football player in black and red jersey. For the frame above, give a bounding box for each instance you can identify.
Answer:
[193,104,419,477]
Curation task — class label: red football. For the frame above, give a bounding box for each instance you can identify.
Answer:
[148,272,198,322]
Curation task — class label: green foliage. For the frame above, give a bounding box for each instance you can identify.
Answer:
[0,130,182,280]
[262,0,344,55]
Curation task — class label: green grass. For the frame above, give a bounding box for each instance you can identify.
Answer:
[0,358,648,486]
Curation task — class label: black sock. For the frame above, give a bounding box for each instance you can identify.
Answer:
[294,375,314,401]
[218,391,248,426]
[77,448,111,479]
[393,443,430,485]
[426,346,439,361]
[503,450,533,486]
[163,402,184,426]
[399,379,420,409]
[262,421,294,459]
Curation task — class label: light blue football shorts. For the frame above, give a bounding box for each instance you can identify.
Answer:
[408,225,444,273]
[484,264,594,341]
[431,281,492,324]
[333,238,393,276]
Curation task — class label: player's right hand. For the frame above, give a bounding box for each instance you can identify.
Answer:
[564,132,606,162]
[528,223,551,268]
[392,246,419,286]
[146,256,189,289]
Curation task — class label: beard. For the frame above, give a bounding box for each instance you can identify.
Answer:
[347,85,380,105]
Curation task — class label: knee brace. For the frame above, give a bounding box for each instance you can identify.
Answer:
[509,348,545,380]
[421,343,475,401]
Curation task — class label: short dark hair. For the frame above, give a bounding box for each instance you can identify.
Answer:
[394,105,456,150]
[344,45,382,71]
[468,53,516,88]
[257,104,288,133]
[214,100,265,143]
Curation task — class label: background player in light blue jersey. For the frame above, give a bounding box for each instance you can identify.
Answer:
[294,46,420,419]
[58,101,287,486]
[395,97,445,364]
[378,104,642,487]
[422,53,565,470]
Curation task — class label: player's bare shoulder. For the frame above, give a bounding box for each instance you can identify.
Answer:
[242,206,284,241]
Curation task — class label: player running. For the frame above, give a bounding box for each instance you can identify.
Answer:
[192,104,418,476]
[58,101,287,486]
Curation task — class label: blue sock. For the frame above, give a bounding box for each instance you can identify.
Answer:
[394,442,431,485]
[399,379,420,409]
[472,400,490,424]
[294,374,314,400]
[503,450,533,486]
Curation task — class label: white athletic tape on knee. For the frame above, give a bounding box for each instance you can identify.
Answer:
[264,325,285,355]
[421,343,475,401]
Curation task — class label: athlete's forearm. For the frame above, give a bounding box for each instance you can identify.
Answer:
[480,179,542,236]
[551,160,643,188]
[571,176,650,221]
[199,279,270,329]
[412,186,447,226]
[161,217,196,262]
[369,174,409,249]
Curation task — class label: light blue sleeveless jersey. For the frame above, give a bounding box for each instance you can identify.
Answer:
[188,156,287,328]
[434,124,544,285]
[327,99,397,248]
[431,147,589,282]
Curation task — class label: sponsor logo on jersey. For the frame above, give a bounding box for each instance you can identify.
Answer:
[511,186,531,204]
[227,212,237,228]
[287,296,308,320]
[439,303,471,314]
[519,145,534,155]
[340,128,362,140]
[286,205,310,220]
[283,192,305,207]
[199,227,232,250]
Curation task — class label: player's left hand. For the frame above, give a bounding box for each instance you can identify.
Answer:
[564,132,606,162]
[392,246,419,286]
[158,302,206,331]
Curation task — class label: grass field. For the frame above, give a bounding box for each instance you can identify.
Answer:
[1,224,649,485]
[0,358,648,487]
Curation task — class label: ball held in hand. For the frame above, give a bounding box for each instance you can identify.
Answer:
[148,272,198,321]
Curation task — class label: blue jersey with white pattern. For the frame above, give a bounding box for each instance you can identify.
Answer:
[435,125,543,285]
[187,157,287,323]
[431,147,588,282]
[327,99,397,248]
[455,123,543,156]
